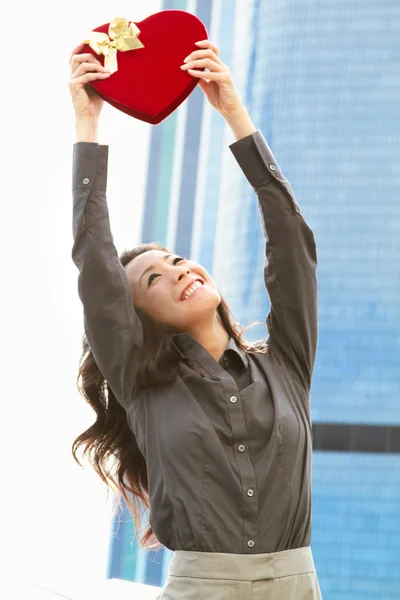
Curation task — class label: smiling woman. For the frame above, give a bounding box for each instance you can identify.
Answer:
[123,246,235,353]
[114,242,261,387]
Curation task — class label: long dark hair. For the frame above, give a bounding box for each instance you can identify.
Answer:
[72,243,264,551]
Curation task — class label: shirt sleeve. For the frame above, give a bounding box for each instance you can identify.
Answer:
[71,142,143,408]
[229,130,318,390]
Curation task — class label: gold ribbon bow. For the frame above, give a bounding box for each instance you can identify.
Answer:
[84,16,144,74]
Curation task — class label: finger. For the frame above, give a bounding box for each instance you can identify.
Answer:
[183,59,226,72]
[69,45,99,66]
[184,49,222,64]
[194,40,220,57]
[71,52,101,65]
[69,42,86,64]
[69,71,111,87]
[72,61,110,79]
[187,69,226,80]
[70,53,103,73]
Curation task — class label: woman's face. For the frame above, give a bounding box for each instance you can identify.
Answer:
[125,250,221,330]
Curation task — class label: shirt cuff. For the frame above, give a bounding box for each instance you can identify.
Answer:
[72,142,109,192]
[229,130,284,190]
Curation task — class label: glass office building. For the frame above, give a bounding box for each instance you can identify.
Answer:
[107,1,400,597]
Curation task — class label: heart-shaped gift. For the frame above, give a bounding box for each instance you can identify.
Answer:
[82,10,208,124]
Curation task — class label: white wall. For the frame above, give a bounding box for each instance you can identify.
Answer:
[2,0,160,592]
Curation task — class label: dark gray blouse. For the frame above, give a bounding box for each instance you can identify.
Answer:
[72,130,318,554]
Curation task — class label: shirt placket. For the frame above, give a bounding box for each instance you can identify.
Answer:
[219,371,259,553]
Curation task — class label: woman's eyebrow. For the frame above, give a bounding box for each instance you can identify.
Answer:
[139,254,172,285]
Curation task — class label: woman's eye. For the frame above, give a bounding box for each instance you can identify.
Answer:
[148,273,160,287]
[173,256,185,265]
[148,257,185,287]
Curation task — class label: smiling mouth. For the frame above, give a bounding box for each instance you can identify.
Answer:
[181,280,204,301]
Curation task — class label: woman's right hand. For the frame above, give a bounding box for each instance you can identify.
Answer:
[68,42,112,122]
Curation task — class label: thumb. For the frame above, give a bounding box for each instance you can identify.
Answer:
[197,78,208,92]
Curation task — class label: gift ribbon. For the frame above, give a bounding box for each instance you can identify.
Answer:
[84,16,144,74]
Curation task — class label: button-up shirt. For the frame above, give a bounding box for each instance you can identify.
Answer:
[72,130,318,554]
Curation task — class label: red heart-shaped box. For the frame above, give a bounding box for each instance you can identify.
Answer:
[82,10,208,125]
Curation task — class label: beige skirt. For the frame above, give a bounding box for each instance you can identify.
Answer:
[156,546,322,600]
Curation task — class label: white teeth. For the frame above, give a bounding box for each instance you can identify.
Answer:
[183,280,203,300]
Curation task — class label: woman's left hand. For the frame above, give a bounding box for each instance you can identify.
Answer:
[180,39,243,117]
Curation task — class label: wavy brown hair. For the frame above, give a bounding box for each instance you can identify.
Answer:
[72,243,264,551]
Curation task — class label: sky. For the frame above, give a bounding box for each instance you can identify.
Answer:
[2,0,163,593]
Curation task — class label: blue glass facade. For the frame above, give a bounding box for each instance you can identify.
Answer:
[108,1,400,597]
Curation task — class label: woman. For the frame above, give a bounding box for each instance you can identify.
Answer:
[69,38,321,600]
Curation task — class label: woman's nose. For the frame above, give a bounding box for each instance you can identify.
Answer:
[175,267,190,281]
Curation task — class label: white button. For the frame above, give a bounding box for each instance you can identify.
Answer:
[238,444,246,452]
[230,396,238,403]
[82,177,90,184]
[247,540,255,548]
[269,164,276,171]
[247,489,254,497]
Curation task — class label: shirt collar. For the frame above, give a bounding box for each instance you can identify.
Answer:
[172,333,249,370]
[223,335,249,369]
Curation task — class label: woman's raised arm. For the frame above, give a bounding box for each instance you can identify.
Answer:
[229,129,318,391]
[183,41,318,390]
[69,44,143,408]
